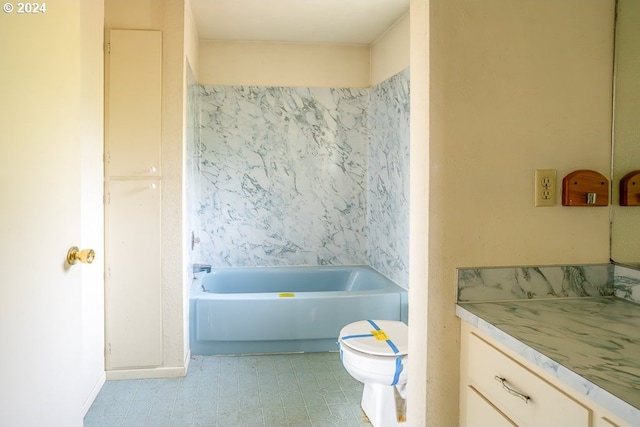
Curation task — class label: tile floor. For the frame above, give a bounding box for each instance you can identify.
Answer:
[84,352,371,427]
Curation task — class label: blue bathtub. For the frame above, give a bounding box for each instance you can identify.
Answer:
[189,265,408,355]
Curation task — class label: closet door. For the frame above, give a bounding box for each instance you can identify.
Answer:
[104,29,163,370]
[105,30,161,178]
[105,179,162,369]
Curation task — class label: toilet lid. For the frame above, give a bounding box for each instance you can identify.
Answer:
[339,320,408,356]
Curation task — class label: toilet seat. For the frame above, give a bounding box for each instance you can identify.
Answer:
[339,320,408,356]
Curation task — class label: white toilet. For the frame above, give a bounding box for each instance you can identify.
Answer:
[338,319,408,427]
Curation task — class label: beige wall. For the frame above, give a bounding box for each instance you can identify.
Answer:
[105,0,163,29]
[423,0,614,425]
[161,0,189,373]
[105,0,189,377]
[184,0,199,80]
[371,11,410,86]
[198,12,409,88]
[199,40,370,87]
[407,2,430,426]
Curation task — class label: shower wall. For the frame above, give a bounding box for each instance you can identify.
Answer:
[367,69,410,286]
[189,69,409,287]
[197,85,369,266]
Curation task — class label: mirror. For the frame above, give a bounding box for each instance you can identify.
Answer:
[611,0,640,264]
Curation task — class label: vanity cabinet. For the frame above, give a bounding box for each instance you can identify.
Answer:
[104,29,163,372]
[460,322,630,427]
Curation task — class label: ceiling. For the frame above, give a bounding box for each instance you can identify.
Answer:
[190,0,410,45]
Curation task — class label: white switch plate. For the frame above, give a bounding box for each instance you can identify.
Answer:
[535,169,557,207]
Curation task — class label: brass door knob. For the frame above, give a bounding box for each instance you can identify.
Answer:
[67,246,95,265]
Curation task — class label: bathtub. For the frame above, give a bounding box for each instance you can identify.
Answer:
[189,265,408,355]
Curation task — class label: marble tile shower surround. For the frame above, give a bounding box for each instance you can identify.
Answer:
[197,85,369,267]
[457,264,614,302]
[366,69,410,287]
[190,69,410,287]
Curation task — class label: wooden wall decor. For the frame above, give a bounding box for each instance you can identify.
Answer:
[620,170,640,206]
[561,170,609,206]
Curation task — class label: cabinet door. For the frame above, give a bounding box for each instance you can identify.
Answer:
[462,385,518,427]
[105,179,162,369]
[105,29,161,178]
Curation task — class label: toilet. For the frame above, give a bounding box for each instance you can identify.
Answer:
[338,319,408,427]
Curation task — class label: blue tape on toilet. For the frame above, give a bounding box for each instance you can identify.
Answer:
[341,333,374,340]
[366,320,400,354]
[392,356,402,386]
[366,320,403,386]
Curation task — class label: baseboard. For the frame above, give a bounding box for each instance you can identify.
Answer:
[190,338,339,355]
[82,372,106,417]
[184,348,191,372]
[106,365,187,381]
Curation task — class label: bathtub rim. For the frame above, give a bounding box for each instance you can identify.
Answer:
[191,264,408,295]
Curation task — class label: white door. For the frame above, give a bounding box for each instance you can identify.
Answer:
[0,2,105,426]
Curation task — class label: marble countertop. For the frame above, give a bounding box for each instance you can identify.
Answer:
[457,297,640,425]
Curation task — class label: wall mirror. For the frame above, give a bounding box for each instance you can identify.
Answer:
[610,0,640,265]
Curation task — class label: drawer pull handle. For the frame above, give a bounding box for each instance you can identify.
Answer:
[494,376,530,403]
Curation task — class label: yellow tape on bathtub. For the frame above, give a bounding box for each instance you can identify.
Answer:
[371,329,389,341]
[279,293,295,298]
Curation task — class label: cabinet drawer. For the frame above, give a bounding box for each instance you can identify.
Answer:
[468,332,590,427]
[464,385,517,427]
